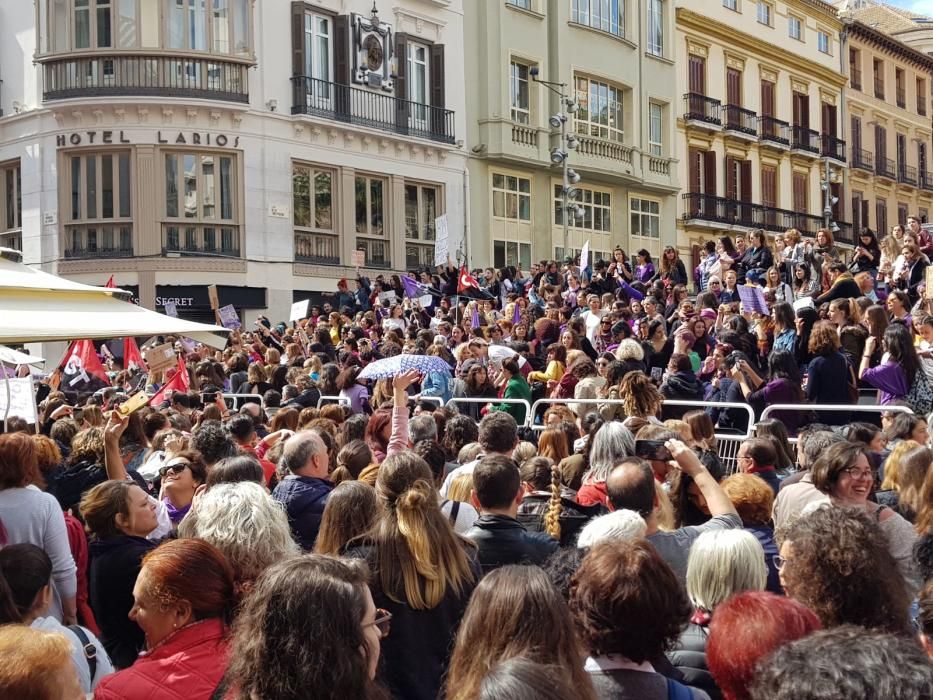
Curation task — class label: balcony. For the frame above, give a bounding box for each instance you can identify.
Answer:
[821,134,846,163]
[682,193,826,235]
[851,147,874,172]
[295,231,340,266]
[683,93,722,129]
[791,126,821,155]
[511,123,539,148]
[63,224,133,259]
[575,134,633,164]
[723,105,758,139]
[43,54,249,103]
[898,163,918,186]
[874,76,885,100]
[876,157,896,180]
[291,76,455,144]
[162,224,240,258]
[922,171,933,191]
[850,66,862,91]
[759,116,791,148]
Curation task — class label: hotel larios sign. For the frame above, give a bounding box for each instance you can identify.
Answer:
[56,131,241,148]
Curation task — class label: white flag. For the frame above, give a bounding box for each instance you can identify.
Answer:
[580,240,590,272]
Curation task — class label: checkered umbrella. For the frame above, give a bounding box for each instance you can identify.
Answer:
[357,353,452,380]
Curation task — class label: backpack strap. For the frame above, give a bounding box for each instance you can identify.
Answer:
[67,625,97,681]
[440,499,461,525]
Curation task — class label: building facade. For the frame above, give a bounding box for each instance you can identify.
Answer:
[844,18,933,234]
[463,0,680,270]
[675,0,849,265]
[0,0,467,324]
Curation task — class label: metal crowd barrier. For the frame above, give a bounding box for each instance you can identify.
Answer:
[317,395,351,409]
[417,396,445,407]
[446,396,532,422]
[761,403,914,423]
[221,394,265,411]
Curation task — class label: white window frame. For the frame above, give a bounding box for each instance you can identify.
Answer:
[355,174,389,268]
[723,0,738,11]
[817,29,831,55]
[648,102,663,156]
[574,74,625,143]
[408,40,430,132]
[163,150,238,255]
[492,173,532,223]
[554,184,611,232]
[494,240,532,270]
[571,0,623,37]
[647,0,663,57]
[66,150,134,255]
[788,14,803,41]
[757,1,772,26]
[630,197,661,255]
[510,60,531,125]
[404,182,441,269]
[0,161,21,236]
[303,10,333,95]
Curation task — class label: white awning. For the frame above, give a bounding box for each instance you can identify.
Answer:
[0,345,45,366]
[0,254,230,349]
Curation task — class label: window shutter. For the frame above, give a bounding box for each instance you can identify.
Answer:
[851,116,861,150]
[333,15,351,116]
[430,43,446,139]
[291,3,305,77]
[831,182,843,222]
[852,195,862,233]
[861,198,870,229]
[689,55,705,94]
[688,148,701,193]
[760,80,774,117]
[739,160,752,202]
[761,166,776,208]
[793,173,807,212]
[395,32,409,129]
[727,68,741,106]
[725,156,736,200]
[704,151,717,197]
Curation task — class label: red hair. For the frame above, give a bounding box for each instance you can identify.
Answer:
[141,538,235,622]
[707,591,821,700]
[0,433,39,489]
[364,408,393,456]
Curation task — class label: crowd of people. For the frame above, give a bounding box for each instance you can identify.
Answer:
[6,221,933,698]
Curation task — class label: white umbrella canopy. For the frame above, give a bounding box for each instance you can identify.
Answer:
[0,345,45,366]
[0,251,230,349]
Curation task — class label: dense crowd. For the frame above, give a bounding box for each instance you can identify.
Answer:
[7,220,933,698]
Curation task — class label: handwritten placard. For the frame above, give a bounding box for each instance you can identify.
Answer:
[218,304,241,330]
[352,250,366,268]
[290,299,310,322]
[434,214,449,267]
[925,266,933,299]
[0,377,38,424]
[738,284,770,315]
[144,343,176,373]
[164,301,178,318]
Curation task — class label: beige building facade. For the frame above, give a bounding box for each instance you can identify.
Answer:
[675,0,849,266]
[844,20,933,234]
[464,0,680,270]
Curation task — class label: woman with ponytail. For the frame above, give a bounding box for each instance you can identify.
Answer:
[346,451,480,700]
[516,457,605,546]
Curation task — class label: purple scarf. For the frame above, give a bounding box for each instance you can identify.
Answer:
[163,498,191,525]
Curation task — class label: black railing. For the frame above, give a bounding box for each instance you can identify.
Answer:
[683,93,722,126]
[851,147,874,171]
[759,116,791,146]
[791,125,820,153]
[835,222,855,247]
[64,243,134,259]
[850,66,862,90]
[821,134,846,162]
[162,224,240,258]
[291,75,455,144]
[723,105,757,136]
[922,171,933,191]
[63,224,133,259]
[875,76,885,99]
[295,231,340,265]
[898,163,918,185]
[877,157,896,179]
[43,54,249,103]
[682,193,826,236]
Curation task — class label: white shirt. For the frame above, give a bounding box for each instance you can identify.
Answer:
[32,617,114,692]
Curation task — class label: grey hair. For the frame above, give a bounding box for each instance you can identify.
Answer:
[686,529,767,612]
[458,442,483,464]
[409,415,438,444]
[614,338,645,362]
[585,422,635,482]
[802,430,846,468]
[178,482,299,584]
[281,431,324,473]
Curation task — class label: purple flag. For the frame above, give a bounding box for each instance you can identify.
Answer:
[472,306,481,329]
[400,275,428,299]
[512,303,521,325]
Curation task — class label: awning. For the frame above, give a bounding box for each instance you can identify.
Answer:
[0,345,45,366]
[0,253,230,350]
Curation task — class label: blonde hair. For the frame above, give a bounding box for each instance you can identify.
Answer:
[545,461,562,541]
[686,530,767,612]
[784,228,800,245]
[655,481,675,532]
[0,625,75,699]
[81,404,104,427]
[663,420,693,443]
[512,441,538,463]
[881,440,921,491]
[447,472,474,503]
[566,349,587,368]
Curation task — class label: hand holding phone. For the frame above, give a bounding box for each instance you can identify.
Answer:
[635,439,672,462]
[117,391,149,417]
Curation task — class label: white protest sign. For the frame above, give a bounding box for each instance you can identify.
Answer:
[218,304,241,330]
[164,301,178,318]
[434,214,449,267]
[0,377,38,424]
[378,291,397,304]
[580,240,590,272]
[352,250,366,268]
[290,299,310,322]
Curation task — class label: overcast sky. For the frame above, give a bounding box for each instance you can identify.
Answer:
[886,0,933,16]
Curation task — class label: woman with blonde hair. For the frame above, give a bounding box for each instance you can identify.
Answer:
[345,451,479,700]
[446,472,474,504]
[876,444,931,523]
[0,625,84,700]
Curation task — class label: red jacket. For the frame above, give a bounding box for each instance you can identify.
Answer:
[94,618,228,700]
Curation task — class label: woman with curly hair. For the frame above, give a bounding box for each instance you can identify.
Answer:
[776,505,911,634]
[445,566,596,700]
[619,371,664,431]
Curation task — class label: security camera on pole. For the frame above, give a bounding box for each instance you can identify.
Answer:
[530,67,584,267]
[822,156,840,233]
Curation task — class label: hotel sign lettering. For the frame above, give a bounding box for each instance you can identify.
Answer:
[56,131,241,148]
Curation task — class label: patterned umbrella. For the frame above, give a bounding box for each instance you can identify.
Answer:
[358,353,452,380]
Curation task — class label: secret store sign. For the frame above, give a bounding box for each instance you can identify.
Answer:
[56,131,241,148]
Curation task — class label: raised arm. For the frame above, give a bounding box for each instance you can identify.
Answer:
[667,439,737,518]
[387,370,420,457]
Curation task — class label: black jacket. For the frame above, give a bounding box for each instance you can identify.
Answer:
[660,371,706,419]
[517,492,607,547]
[89,535,157,669]
[814,275,861,306]
[465,514,558,573]
[271,475,333,550]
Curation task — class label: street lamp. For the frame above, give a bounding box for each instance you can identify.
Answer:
[531,67,582,264]
[821,157,839,231]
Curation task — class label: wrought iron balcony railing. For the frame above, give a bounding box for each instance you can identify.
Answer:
[683,93,722,126]
[723,105,758,136]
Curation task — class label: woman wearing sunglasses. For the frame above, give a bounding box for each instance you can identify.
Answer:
[157,451,207,526]
[225,555,390,699]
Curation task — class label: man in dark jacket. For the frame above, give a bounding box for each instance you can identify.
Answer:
[271,431,333,550]
[660,353,705,420]
[465,455,558,573]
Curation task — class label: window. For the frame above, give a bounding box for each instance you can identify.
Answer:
[918,78,927,116]
[510,60,530,124]
[896,67,906,108]
[876,199,887,235]
[630,197,660,239]
[507,0,531,8]
[874,58,884,99]
[408,41,430,130]
[817,30,830,54]
[574,75,624,143]
[648,102,663,155]
[757,1,772,26]
[723,0,737,11]
[792,172,808,213]
[647,0,663,56]
[494,240,531,270]
[554,184,611,231]
[404,183,439,269]
[492,173,531,222]
[355,175,389,267]
[163,151,238,256]
[65,151,133,257]
[292,164,337,265]
[571,0,623,37]
[788,14,802,41]
[0,161,21,251]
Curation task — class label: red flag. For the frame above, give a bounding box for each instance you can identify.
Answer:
[457,265,479,293]
[104,276,115,288]
[123,337,147,373]
[149,357,190,406]
[61,339,110,391]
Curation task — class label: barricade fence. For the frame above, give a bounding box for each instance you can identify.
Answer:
[317,395,350,409]
[221,394,265,412]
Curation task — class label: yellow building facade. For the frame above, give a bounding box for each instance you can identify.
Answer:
[845,20,933,235]
[675,0,848,268]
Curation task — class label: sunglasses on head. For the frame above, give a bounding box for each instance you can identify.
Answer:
[159,461,190,478]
